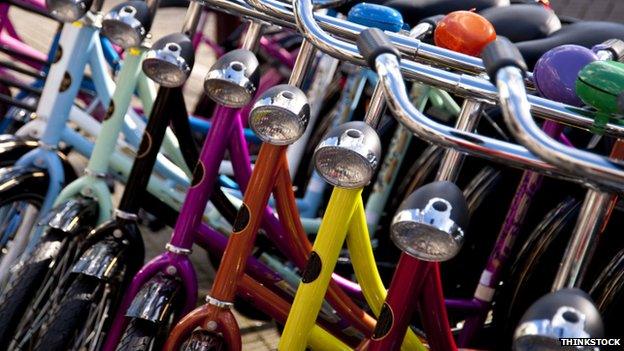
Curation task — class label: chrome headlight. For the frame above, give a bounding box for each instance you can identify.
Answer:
[390,181,468,262]
[514,289,604,351]
[249,84,309,145]
[142,33,194,87]
[204,49,260,108]
[102,1,150,49]
[46,0,92,22]
[313,121,381,188]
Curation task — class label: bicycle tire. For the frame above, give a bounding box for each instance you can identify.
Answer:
[0,232,59,344]
[116,319,160,351]
[33,275,102,351]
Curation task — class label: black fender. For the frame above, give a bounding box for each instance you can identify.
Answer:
[0,135,38,167]
[38,196,98,234]
[0,166,50,205]
[590,249,624,338]
[0,135,78,181]
[77,218,145,277]
[71,239,125,280]
[126,272,180,323]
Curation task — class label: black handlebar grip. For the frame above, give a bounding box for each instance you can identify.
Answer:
[418,15,444,28]
[356,28,400,69]
[481,36,528,84]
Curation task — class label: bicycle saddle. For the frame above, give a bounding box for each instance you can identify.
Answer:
[480,4,561,42]
[517,21,624,69]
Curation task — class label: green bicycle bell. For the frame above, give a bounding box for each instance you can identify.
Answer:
[576,60,624,114]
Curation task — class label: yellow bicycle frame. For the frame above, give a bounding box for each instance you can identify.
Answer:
[279,187,427,351]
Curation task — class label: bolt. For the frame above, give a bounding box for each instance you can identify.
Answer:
[113,229,123,238]
[166,265,177,275]
[205,320,218,331]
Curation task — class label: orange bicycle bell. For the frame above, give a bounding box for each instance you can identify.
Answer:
[434,10,496,57]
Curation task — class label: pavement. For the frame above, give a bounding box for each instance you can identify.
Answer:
[3,1,621,350]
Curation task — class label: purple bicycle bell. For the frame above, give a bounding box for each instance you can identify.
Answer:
[533,45,598,106]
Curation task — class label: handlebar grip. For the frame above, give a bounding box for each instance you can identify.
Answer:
[356,28,400,69]
[481,36,528,84]
[592,39,624,61]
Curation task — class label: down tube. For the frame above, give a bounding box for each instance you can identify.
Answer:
[279,188,363,351]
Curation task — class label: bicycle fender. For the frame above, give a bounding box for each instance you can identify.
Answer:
[0,136,38,166]
[0,165,50,200]
[71,240,124,279]
[0,135,78,182]
[38,196,98,233]
[82,219,145,274]
[126,273,180,323]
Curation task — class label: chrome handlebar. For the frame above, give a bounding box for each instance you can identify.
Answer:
[203,0,624,139]
[373,53,570,182]
[495,66,624,191]
[210,0,624,190]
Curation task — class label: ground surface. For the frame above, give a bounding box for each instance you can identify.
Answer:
[3,1,620,350]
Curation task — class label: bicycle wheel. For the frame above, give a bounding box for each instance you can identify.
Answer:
[33,274,117,351]
[0,168,49,283]
[591,249,624,339]
[116,298,181,351]
[492,196,581,348]
[0,229,80,346]
[0,199,40,256]
[116,319,161,351]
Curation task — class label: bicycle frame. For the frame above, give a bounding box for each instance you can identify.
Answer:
[106,24,376,348]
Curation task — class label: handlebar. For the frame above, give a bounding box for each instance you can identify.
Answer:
[222,0,624,190]
[361,29,624,190]
[203,0,624,139]
[484,38,624,191]
[357,34,624,189]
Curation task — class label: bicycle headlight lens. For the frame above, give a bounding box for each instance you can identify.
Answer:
[391,199,463,261]
[204,49,260,108]
[249,85,309,145]
[203,62,254,108]
[47,0,91,22]
[102,4,146,49]
[390,181,468,262]
[313,121,380,188]
[143,40,191,87]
